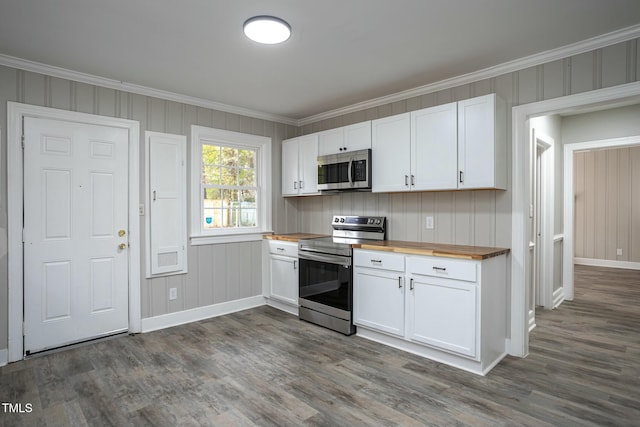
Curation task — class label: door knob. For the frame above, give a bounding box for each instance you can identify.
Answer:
[118,243,127,250]
[118,230,126,237]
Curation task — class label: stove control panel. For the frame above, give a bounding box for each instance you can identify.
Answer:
[332,215,386,228]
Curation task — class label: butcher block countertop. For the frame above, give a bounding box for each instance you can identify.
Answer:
[263,233,328,243]
[351,240,510,260]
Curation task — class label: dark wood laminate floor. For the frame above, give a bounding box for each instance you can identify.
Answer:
[2,264,639,426]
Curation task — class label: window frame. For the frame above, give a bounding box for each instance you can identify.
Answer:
[190,125,272,245]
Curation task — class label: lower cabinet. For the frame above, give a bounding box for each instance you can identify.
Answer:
[353,249,507,375]
[407,274,477,358]
[263,240,299,315]
[354,251,405,337]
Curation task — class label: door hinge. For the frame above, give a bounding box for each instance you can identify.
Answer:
[21,134,25,149]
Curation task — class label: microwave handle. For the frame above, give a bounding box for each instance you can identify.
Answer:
[348,158,353,187]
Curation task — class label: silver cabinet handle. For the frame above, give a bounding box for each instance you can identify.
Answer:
[153,190,156,201]
[433,266,447,272]
[459,171,464,183]
[293,181,298,189]
[398,276,402,288]
[405,175,409,186]
[276,247,285,252]
[293,260,297,270]
[410,278,414,290]
[411,175,415,186]
[299,180,303,189]
[370,259,382,264]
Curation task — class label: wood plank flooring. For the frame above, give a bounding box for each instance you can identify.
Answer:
[1,264,639,426]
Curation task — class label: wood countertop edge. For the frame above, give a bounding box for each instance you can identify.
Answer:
[353,243,510,260]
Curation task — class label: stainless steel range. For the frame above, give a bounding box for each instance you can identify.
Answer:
[298,215,386,335]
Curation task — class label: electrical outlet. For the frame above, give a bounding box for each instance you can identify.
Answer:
[616,248,623,256]
[425,216,434,230]
[169,287,177,300]
[139,204,145,216]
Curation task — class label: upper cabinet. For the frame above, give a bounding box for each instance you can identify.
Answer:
[457,94,507,190]
[371,112,411,192]
[371,93,506,193]
[318,121,371,156]
[282,134,319,196]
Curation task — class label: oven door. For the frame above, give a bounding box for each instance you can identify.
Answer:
[298,251,352,317]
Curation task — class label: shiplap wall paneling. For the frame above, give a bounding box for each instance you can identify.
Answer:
[574,147,640,263]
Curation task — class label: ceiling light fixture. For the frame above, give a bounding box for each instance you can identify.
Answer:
[243,15,291,45]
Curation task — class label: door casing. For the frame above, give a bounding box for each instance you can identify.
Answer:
[7,102,141,362]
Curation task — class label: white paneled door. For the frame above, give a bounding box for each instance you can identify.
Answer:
[23,117,129,354]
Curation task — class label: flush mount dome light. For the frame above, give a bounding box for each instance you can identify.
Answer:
[243,15,291,44]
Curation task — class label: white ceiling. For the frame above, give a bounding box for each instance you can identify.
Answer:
[1,0,640,122]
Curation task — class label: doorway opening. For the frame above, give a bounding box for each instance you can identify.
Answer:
[511,81,640,357]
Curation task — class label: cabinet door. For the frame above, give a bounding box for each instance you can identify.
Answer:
[371,112,411,192]
[297,134,319,195]
[269,255,298,306]
[282,139,299,196]
[458,94,499,189]
[354,268,405,337]
[318,128,343,156]
[411,103,458,190]
[343,121,371,153]
[407,275,478,358]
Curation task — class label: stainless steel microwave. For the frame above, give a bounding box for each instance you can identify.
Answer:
[317,149,371,191]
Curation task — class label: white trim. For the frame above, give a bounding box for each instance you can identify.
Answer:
[189,125,272,243]
[0,349,7,367]
[552,287,565,309]
[298,24,640,125]
[0,53,298,126]
[190,232,267,246]
[533,130,555,310]
[574,257,640,270]
[2,23,639,128]
[511,82,640,359]
[141,295,266,333]
[7,102,141,363]
[563,135,640,301]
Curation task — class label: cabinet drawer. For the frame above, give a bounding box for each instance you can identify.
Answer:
[407,256,477,283]
[354,250,405,272]
[268,240,298,257]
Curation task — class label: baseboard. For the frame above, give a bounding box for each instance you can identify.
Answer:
[553,287,565,308]
[574,258,640,270]
[0,348,7,367]
[141,295,266,333]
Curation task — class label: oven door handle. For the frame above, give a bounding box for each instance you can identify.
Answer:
[298,251,352,267]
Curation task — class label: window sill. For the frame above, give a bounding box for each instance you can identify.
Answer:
[190,231,273,246]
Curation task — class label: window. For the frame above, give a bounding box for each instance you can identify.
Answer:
[190,126,272,245]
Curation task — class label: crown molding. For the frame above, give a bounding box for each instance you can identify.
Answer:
[297,23,640,126]
[0,54,299,126]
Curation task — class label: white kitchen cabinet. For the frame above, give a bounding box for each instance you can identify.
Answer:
[353,248,508,375]
[371,112,411,192]
[371,94,506,193]
[265,240,299,311]
[353,251,406,337]
[406,257,479,358]
[282,134,319,196]
[411,102,458,190]
[318,121,371,156]
[457,93,507,190]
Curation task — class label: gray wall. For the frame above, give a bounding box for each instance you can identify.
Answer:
[573,146,640,262]
[0,65,298,351]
